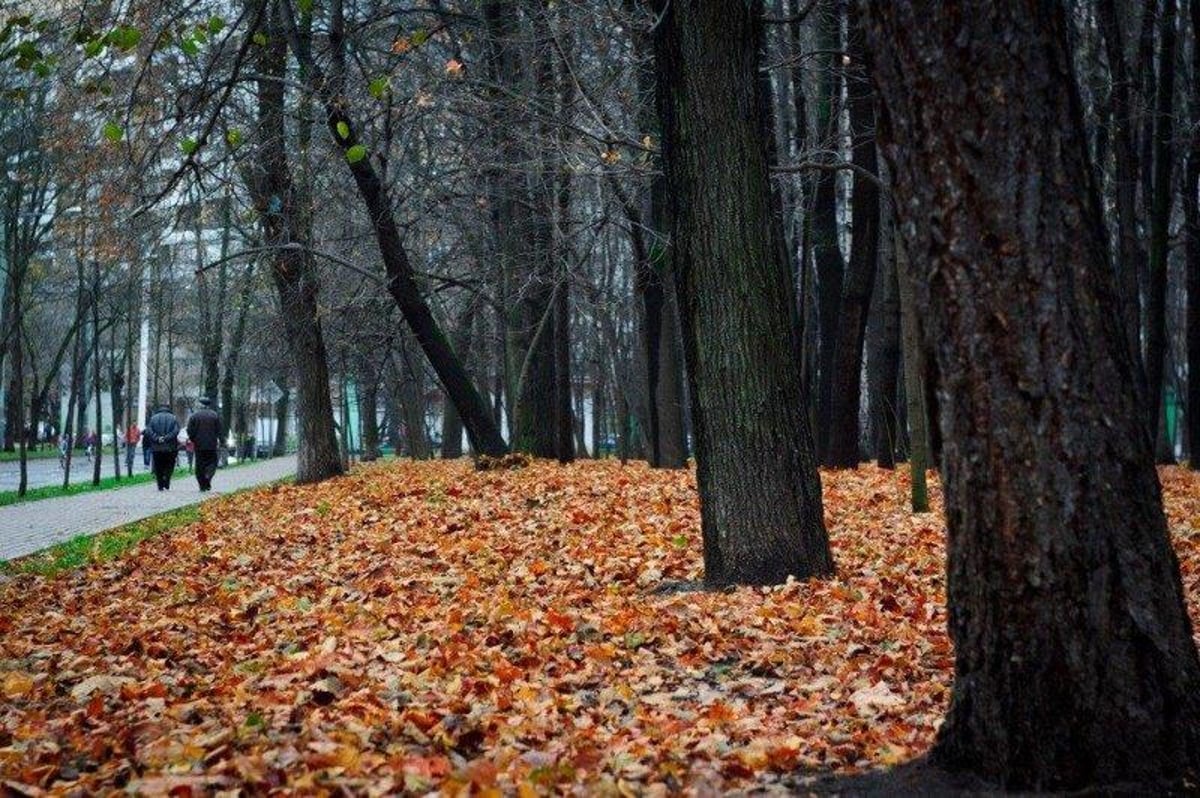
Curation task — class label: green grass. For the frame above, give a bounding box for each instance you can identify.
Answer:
[0,473,295,576]
[0,471,158,507]
[0,448,61,462]
[0,458,264,508]
[0,504,202,576]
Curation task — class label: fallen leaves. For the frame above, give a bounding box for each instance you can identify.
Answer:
[1,460,1198,794]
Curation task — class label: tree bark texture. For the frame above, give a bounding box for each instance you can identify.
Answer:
[865,1,1200,789]
[1096,0,1147,382]
[1145,0,1178,452]
[813,0,844,460]
[867,215,900,469]
[1187,0,1200,468]
[825,5,880,468]
[655,0,833,586]
[250,0,343,484]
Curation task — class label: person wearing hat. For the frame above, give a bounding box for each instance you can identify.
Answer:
[186,397,223,492]
[145,404,181,491]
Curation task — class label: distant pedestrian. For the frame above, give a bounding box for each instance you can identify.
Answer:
[184,437,195,472]
[124,422,140,474]
[58,432,72,470]
[84,430,96,462]
[145,405,181,491]
[186,397,223,492]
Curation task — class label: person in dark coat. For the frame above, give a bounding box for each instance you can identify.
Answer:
[145,404,181,491]
[186,397,223,492]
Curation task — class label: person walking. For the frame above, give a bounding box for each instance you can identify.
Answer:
[124,421,140,474]
[58,432,71,470]
[186,397,223,492]
[145,404,181,491]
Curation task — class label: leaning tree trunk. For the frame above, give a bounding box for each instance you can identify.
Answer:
[278,0,506,457]
[865,0,1200,789]
[655,0,833,586]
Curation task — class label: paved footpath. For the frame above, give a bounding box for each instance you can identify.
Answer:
[0,456,297,562]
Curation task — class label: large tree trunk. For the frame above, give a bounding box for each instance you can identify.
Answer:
[655,0,833,586]
[866,1,1200,789]
[250,0,342,484]
[825,5,880,468]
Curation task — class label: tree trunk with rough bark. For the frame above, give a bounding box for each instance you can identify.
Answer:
[813,0,844,460]
[655,0,833,586]
[825,5,880,468]
[1187,0,1200,468]
[1145,0,1178,456]
[249,0,342,484]
[867,215,900,469]
[866,1,1200,789]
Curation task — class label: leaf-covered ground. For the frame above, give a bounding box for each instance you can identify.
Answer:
[2,460,1199,795]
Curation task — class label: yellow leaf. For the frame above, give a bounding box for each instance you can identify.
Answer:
[2,671,33,698]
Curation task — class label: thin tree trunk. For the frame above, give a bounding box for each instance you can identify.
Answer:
[1097,0,1147,381]
[813,0,844,460]
[91,259,102,487]
[895,230,929,511]
[1187,0,1200,469]
[867,206,900,469]
[825,4,880,467]
[1145,0,1178,454]
[272,380,290,457]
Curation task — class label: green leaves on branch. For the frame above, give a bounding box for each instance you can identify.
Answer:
[345,144,368,164]
[252,32,268,46]
[102,122,124,144]
[180,137,198,155]
[226,129,243,149]
[368,76,389,100]
[109,26,141,51]
[336,121,351,141]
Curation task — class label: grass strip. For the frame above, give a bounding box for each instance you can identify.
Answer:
[0,504,202,576]
[0,449,61,463]
[0,475,295,576]
[0,458,264,508]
